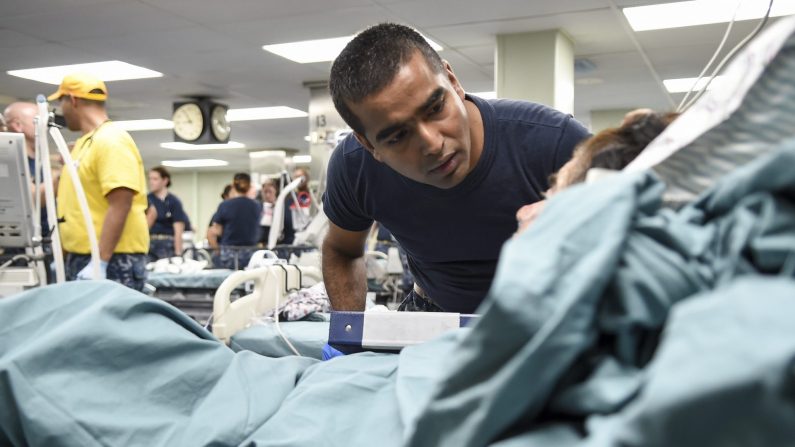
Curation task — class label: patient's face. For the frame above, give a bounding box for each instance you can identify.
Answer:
[514,149,587,235]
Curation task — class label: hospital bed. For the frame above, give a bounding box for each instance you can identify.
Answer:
[211,262,327,358]
[146,268,237,325]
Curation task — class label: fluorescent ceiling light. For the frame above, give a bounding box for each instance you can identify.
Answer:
[471,91,497,99]
[624,0,795,31]
[263,34,442,64]
[160,141,246,150]
[227,106,308,121]
[161,159,229,168]
[292,155,312,164]
[7,60,162,85]
[249,150,286,159]
[663,76,727,93]
[114,119,173,131]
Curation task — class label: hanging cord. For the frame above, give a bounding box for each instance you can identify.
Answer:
[272,264,302,356]
[0,254,33,272]
[677,0,745,112]
[680,0,774,112]
[781,250,795,278]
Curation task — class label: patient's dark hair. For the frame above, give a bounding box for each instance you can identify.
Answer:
[232,173,251,194]
[329,23,445,135]
[553,112,679,188]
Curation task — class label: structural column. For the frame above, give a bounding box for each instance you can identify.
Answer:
[495,30,574,114]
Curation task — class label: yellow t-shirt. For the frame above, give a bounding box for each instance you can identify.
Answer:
[57,122,149,254]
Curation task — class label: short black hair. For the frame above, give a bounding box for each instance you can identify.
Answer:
[329,23,445,135]
[150,165,172,187]
[233,172,251,194]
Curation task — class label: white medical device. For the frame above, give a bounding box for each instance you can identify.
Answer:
[0,133,40,296]
[212,263,321,345]
[0,133,35,248]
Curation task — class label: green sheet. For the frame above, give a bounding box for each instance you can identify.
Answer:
[146,269,234,289]
[229,318,330,359]
[2,143,795,446]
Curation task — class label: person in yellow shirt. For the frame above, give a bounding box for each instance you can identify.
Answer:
[50,73,149,291]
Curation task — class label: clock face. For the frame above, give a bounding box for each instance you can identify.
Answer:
[211,105,231,141]
[172,103,203,141]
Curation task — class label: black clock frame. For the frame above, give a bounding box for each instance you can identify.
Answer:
[173,98,230,144]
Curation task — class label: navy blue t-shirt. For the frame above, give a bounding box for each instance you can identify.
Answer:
[323,95,590,313]
[147,192,190,235]
[212,196,262,246]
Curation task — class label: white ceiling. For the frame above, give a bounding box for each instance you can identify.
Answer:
[0,0,786,171]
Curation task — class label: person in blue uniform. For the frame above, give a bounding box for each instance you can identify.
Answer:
[208,173,261,269]
[147,166,190,261]
[321,23,591,314]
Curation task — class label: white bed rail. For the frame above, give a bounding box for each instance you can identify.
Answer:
[212,264,321,344]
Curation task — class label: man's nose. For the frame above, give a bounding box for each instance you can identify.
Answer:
[417,122,443,156]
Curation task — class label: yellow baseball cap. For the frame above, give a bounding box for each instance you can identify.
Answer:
[47,72,108,101]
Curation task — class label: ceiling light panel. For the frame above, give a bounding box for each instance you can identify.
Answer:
[160,141,246,150]
[114,119,173,131]
[663,76,727,93]
[227,106,308,121]
[263,34,442,64]
[161,159,229,168]
[7,60,163,85]
[624,0,795,31]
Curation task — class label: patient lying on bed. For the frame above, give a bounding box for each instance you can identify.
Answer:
[516,110,678,234]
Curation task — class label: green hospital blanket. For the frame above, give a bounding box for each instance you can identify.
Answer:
[2,144,795,446]
[229,319,330,359]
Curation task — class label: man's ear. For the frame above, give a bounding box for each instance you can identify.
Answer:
[442,59,466,100]
[354,132,382,162]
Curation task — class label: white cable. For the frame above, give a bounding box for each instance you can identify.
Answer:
[49,124,101,278]
[677,0,744,112]
[36,96,65,283]
[606,0,676,109]
[0,255,30,272]
[273,265,302,356]
[268,176,304,249]
[681,0,774,112]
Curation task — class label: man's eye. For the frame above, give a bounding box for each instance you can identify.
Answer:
[430,100,445,115]
[387,129,407,145]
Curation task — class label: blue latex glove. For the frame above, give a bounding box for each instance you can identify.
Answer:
[322,343,345,361]
[76,259,109,280]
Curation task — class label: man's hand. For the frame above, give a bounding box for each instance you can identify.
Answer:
[146,205,157,228]
[515,200,547,236]
[207,223,222,250]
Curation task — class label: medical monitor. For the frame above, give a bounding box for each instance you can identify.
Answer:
[0,132,34,249]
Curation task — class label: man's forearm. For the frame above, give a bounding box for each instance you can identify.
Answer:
[173,222,185,255]
[207,224,220,250]
[322,243,367,311]
[99,202,131,261]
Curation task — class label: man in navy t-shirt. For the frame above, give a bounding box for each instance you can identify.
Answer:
[323,23,590,314]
